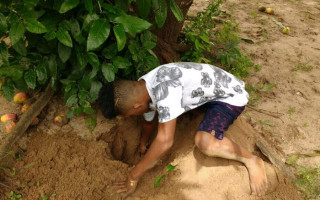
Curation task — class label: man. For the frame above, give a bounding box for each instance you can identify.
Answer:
[98,62,267,199]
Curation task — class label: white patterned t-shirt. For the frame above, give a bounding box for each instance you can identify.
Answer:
[138,62,249,123]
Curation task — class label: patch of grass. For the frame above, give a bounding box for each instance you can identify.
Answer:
[41,192,57,200]
[286,154,320,199]
[246,82,276,105]
[251,11,261,19]
[84,115,97,134]
[265,129,277,135]
[257,28,270,39]
[182,0,258,79]
[259,19,268,25]
[288,107,296,116]
[295,166,320,199]
[8,191,22,200]
[260,120,275,127]
[291,59,313,72]
[303,123,309,127]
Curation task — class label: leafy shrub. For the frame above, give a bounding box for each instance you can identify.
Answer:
[0,0,183,117]
[182,0,257,78]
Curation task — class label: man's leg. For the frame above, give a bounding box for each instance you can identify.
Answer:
[195,131,268,196]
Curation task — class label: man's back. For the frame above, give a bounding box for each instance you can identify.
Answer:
[139,62,249,122]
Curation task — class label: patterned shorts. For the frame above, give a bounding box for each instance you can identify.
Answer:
[197,101,245,140]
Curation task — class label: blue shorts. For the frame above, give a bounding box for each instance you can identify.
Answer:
[197,101,245,140]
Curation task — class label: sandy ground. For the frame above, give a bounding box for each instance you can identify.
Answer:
[1,0,320,199]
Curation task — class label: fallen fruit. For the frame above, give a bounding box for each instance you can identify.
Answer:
[265,8,274,15]
[258,6,266,12]
[282,27,290,34]
[1,113,17,123]
[30,117,40,126]
[13,92,28,104]
[5,121,16,133]
[54,114,68,127]
[21,104,31,113]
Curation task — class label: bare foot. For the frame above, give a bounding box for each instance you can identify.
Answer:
[245,156,268,196]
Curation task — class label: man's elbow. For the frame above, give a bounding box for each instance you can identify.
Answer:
[157,137,174,152]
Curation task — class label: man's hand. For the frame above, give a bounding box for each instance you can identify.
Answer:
[114,177,139,200]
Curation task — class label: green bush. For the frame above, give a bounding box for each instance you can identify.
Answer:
[182,0,257,79]
[0,0,183,117]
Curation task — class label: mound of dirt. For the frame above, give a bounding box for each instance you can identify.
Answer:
[0,111,303,200]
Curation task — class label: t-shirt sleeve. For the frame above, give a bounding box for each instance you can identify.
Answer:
[143,110,156,122]
[156,85,185,123]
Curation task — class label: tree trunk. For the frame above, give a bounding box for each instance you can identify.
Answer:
[152,0,194,64]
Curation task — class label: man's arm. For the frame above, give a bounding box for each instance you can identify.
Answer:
[132,118,176,178]
[139,114,158,154]
[115,118,177,198]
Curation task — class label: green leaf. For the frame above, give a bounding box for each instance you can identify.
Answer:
[89,64,99,79]
[58,43,72,63]
[24,69,37,89]
[60,20,72,31]
[25,18,47,34]
[260,83,276,92]
[86,52,100,67]
[166,164,178,173]
[114,15,152,37]
[0,65,24,80]
[79,99,90,107]
[84,114,96,131]
[44,31,56,40]
[56,27,73,47]
[23,0,39,9]
[47,54,58,76]
[154,175,165,189]
[1,80,15,101]
[101,63,115,82]
[67,108,75,118]
[241,38,254,44]
[169,0,184,21]
[143,41,156,50]
[69,18,84,44]
[260,120,275,127]
[18,8,45,20]
[115,0,130,11]
[59,0,80,13]
[87,19,110,51]
[137,0,151,19]
[66,94,78,107]
[112,56,131,69]
[90,80,102,101]
[152,0,167,28]
[35,61,47,84]
[82,13,99,31]
[12,40,27,56]
[13,78,28,93]
[0,41,8,63]
[102,43,117,59]
[75,46,87,69]
[113,24,126,51]
[286,155,299,166]
[84,0,93,13]
[9,21,25,46]
[78,89,90,100]
[0,13,7,33]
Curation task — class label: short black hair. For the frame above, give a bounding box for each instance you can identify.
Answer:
[98,82,116,119]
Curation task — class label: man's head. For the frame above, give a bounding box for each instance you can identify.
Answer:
[98,80,149,119]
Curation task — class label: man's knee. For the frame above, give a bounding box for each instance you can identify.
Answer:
[195,131,220,152]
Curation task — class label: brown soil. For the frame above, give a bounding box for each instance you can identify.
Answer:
[1,0,320,199]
